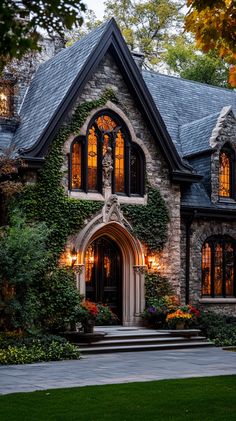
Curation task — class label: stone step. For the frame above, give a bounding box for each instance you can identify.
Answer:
[92,329,201,341]
[78,336,208,348]
[80,341,214,354]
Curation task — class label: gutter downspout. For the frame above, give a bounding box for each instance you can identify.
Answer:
[185,213,195,304]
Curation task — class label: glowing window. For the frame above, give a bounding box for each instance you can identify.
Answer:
[202,237,236,298]
[0,83,12,118]
[70,112,145,196]
[219,151,231,197]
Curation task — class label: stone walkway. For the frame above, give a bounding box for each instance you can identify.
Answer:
[0,347,236,395]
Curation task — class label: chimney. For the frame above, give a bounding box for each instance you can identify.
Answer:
[131,51,145,71]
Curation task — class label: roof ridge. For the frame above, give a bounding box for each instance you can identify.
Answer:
[180,112,221,129]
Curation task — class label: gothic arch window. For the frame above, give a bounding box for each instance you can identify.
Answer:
[219,145,234,198]
[70,111,145,196]
[202,236,236,298]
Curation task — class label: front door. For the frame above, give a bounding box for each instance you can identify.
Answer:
[85,236,122,321]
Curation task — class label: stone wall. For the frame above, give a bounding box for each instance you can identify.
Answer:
[181,217,236,315]
[210,110,236,204]
[62,52,182,294]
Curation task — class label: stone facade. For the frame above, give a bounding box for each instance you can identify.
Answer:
[181,218,236,314]
[61,52,182,296]
[211,109,236,204]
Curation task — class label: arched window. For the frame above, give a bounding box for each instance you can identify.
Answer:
[202,236,236,298]
[219,145,234,198]
[70,112,145,196]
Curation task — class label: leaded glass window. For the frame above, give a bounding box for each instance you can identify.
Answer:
[0,83,12,118]
[201,236,236,298]
[70,111,145,195]
[71,141,82,189]
[219,151,231,197]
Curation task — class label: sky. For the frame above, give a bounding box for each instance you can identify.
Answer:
[85,0,105,19]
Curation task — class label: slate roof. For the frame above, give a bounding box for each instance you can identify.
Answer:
[180,112,220,157]
[181,183,212,208]
[12,20,109,152]
[142,71,236,155]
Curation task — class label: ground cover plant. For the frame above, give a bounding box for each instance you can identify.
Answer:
[0,376,235,420]
[0,333,80,365]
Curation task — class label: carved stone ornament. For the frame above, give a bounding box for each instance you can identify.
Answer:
[133,265,147,275]
[102,145,113,188]
[103,194,124,223]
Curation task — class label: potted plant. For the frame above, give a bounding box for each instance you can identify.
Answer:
[142,297,168,328]
[77,300,99,333]
[166,305,200,330]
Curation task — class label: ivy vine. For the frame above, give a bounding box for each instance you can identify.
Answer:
[14,88,168,263]
[122,185,169,253]
[15,90,118,261]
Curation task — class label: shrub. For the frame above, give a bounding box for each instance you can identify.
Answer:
[0,333,80,365]
[145,273,174,306]
[196,310,236,347]
[95,304,119,325]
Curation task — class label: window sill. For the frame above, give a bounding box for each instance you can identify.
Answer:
[68,191,147,205]
[199,298,236,304]
[69,191,104,201]
[218,197,236,204]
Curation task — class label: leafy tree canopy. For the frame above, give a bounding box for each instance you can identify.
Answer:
[185,0,236,86]
[104,0,185,68]
[165,36,231,87]
[0,0,86,72]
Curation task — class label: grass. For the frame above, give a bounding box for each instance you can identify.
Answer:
[0,376,236,421]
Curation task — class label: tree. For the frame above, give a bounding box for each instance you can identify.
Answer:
[185,0,236,86]
[65,9,102,46]
[104,0,186,68]
[0,0,86,72]
[165,36,231,87]
[0,211,51,331]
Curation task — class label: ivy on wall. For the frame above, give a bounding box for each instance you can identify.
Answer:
[15,90,118,261]
[122,185,169,253]
[15,89,169,263]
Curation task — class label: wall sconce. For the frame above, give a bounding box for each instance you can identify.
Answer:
[70,247,77,267]
[145,255,161,272]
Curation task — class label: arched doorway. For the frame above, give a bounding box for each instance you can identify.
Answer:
[85,236,122,321]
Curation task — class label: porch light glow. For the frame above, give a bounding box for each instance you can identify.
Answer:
[70,248,77,267]
[145,255,161,272]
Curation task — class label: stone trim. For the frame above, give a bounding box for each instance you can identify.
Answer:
[199,298,236,304]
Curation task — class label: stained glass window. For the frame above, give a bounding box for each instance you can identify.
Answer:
[115,130,125,193]
[70,112,145,195]
[71,142,82,189]
[96,115,116,131]
[202,242,211,296]
[0,83,12,117]
[87,126,98,190]
[219,151,231,197]
[202,237,236,297]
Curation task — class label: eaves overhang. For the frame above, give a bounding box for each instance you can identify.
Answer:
[19,19,196,181]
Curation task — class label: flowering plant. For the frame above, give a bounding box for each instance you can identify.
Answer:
[77,300,99,329]
[166,304,200,328]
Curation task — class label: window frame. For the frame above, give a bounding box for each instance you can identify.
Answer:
[218,144,235,199]
[69,110,145,197]
[201,235,236,298]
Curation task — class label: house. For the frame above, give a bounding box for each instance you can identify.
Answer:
[1,19,236,326]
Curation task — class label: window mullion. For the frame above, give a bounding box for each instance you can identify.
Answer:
[211,242,215,298]
[222,242,226,297]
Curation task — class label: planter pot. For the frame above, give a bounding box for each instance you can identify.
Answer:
[175,321,186,330]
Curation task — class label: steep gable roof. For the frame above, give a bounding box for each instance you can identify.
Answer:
[143,71,236,155]
[12,19,198,182]
[13,21,109,154]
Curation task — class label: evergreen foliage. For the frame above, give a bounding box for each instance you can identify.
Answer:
[122,185,169,252]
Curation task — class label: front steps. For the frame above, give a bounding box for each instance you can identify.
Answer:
[77,328,214,355]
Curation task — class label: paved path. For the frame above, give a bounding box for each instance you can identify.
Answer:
[0,347,236,395]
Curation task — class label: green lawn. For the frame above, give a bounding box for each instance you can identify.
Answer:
[0,376,235,421]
